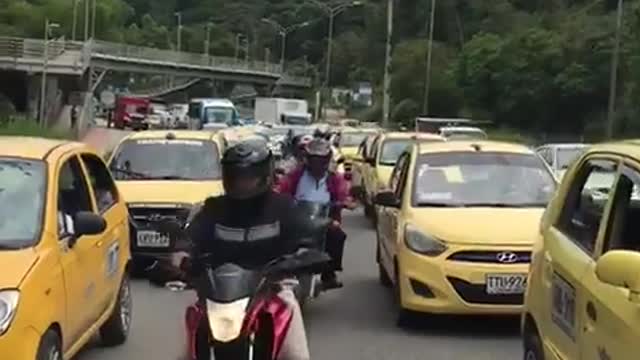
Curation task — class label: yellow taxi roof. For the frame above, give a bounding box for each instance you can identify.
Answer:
[122,130,219,141]
[418,140,533,155]
[0,136,82,159]
[592,140,640,158]
[382,131,445,141]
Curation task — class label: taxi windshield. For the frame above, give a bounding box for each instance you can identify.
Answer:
[379,139,441,166]
[109,139,221,181]
[0,158,46,247]
[340,132,370,147]
[413,152,556,207]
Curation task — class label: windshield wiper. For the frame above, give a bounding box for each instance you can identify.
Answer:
[462,202,547,208]
[111,168,148,179]
[0,243,24,250]
[416,202,465,207]
[147,175,191,180]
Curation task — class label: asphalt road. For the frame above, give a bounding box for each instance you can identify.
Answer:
[76,210,522,360]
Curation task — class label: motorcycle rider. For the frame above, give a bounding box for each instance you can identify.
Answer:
[274,138,357,289]
[171,141,314,360]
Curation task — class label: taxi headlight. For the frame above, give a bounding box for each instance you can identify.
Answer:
[404,224,448,257]
[0,290,19,335]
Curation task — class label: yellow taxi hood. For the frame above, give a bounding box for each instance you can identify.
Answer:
[407,208,544,246]
[376,166,394,186]
[340,147,359,158]
[116,180,224,204]
[0,248,39,288]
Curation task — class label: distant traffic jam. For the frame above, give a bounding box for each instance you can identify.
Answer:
[0,102,636,359]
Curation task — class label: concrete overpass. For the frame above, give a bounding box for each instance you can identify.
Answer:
[0,36,312,136]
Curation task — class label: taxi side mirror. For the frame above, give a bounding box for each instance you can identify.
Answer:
[366,157,376,166]
[69,211,107,247]
[374,191,400,208]
[595,250,640,303]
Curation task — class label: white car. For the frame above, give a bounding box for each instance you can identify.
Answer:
[170,104,189,129]
[535,143,589,179]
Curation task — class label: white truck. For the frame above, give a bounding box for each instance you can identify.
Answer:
[254,98,312,125]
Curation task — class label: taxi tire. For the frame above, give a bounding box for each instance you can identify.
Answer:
[36,329,62,360]
[523,329,545,360]
[393,262,413,328]
[100,274,132,346]
[376,239,392,288]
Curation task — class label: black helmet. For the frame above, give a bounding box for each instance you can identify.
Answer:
[221,141,273,200]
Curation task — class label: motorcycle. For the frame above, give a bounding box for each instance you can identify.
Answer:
[293,200,334,308]
[157,220,331,360]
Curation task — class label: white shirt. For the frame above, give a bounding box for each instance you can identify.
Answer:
[294,170,331,204]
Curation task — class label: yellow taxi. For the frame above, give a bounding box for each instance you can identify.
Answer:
[362,132,445,220]
[350,132,379,201]
[523,140,640,360]
[0,137,132,359]
[107,130,224,266]
[374,141,557,326]
[334,127,380,180]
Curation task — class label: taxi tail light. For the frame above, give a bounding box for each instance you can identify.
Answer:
[404,224,448,257]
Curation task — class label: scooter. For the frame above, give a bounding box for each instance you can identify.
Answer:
[293,200,333,308]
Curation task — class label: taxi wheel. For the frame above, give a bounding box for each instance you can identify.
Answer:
[393,262,413,328]
[523,328,545,360]
[100,274,133,346]
[376,236,392,287]
[364,201,373,218]
[36,329,62,360]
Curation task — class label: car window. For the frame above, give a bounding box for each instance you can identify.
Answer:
[395,154,412,199]
[389,153,409,194]
[0,157,46,246]
[109,139,222,181]
[369,136,381,161]
[412,151,556,207]
[81,154,119,213]
[557,159,618,254]
[602,165,640,253]
[58,156,93,238]
[557,147,587,170]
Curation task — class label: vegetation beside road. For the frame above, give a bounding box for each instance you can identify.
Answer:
[0,118,72,139]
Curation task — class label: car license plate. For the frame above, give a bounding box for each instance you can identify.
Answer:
[136,230,170,248]
[485,273,527,295]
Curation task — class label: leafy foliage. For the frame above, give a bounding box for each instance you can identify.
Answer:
[1,0,639,138]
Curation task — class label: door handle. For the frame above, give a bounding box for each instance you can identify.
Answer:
[586,301,597,322]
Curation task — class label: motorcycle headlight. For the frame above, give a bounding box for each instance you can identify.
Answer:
[0,290,20,335]
[404,224,448,257]
[206,298,249,343]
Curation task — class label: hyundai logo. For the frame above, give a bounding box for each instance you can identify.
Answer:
[496,252,519,263]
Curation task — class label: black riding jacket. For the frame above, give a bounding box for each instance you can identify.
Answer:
[184,191,306,275]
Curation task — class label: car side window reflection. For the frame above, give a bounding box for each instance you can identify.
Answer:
[395,154,411,199]
[389,154,407,194]
[557,159,618,254]
[603,166,640,253]
[57,156,93,238]
[81,154,119,213]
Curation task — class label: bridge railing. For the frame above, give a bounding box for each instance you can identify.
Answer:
[91,40,283,75]
[0,36,68,60]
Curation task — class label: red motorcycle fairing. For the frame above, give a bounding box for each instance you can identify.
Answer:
[242,294,294,360]
[183,294,293,360]
[185,302,205,360]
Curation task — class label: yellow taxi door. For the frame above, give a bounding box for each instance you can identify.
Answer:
[540,157,619,360]
[377,153,411,280]
[579,162,640,360]
[79,153,127,317]
[55,153,103,347]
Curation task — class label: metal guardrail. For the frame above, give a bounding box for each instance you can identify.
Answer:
[0,37,312,86]
[91,40,283,75]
